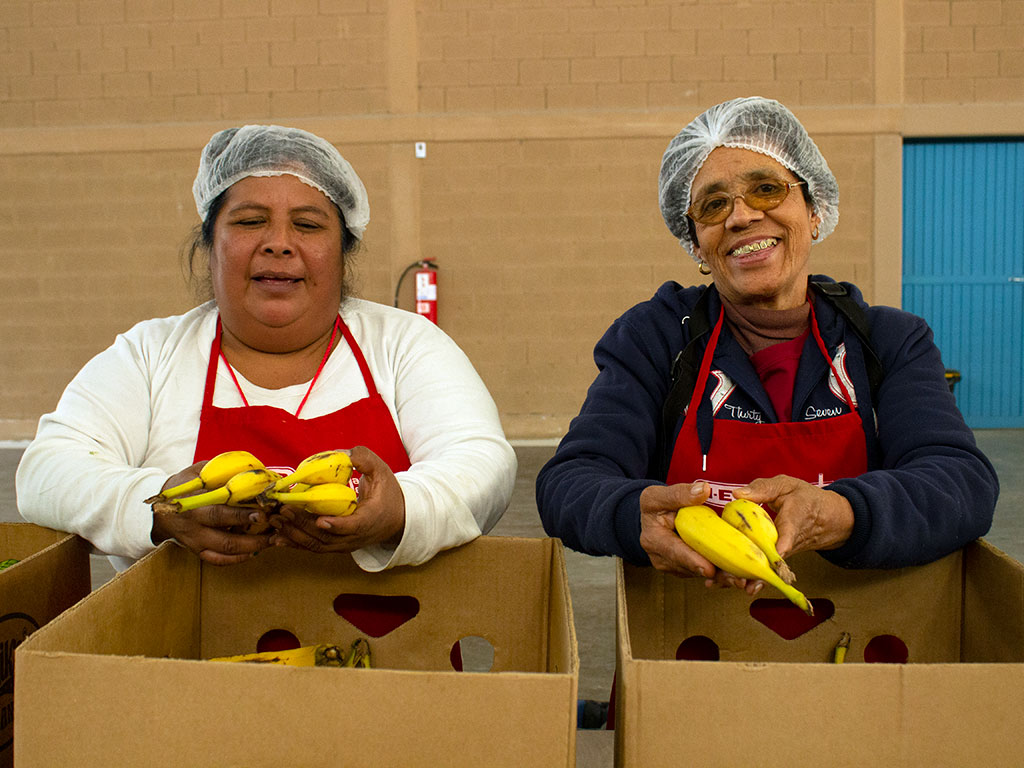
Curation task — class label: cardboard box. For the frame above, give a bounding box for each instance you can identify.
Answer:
[15,535,578,767]
[0,524,91,768]
[615,539,1024,768]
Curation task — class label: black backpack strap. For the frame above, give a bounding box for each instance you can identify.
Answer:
[659,287,713,471]
[809,280,884,402]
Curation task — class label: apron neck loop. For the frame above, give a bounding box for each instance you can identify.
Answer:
[215,315,343,418]
[294,316,342,418]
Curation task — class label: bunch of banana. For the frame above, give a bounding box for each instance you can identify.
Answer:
[150,468,281,515]
[144,450,264,504]
[721,498,796,585]
[208,638,372,668]
[146,449,358,518]
[271,450,354,491]
[267,482,358,516]
[264,450,358,517]
[208,643,348,667]
[674,504,813,616]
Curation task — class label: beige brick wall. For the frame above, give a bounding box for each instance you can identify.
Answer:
[1,0,1022,440]
[0,0,389,127]
[905,0,1024,102]
[417,1,876,111]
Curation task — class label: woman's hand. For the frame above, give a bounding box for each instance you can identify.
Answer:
[732,474,855,557]
[639,481,738,584]
[268,446,406,554]
[150,462,273,566]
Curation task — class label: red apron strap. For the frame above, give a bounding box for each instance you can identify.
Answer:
[808,300,857,411]
[202,319,223,412]
[680,305,726,435]
[294,316,342,418]
[339,319,380,398]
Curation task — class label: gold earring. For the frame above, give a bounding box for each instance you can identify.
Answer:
[698,261,712,276]
[811,226,820,240]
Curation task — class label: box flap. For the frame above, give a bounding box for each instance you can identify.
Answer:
[0,525,76,565]
[962,539,1024,661]
[899,662,1024,765]
[15,652,575,767]
[0,525,90,768]
[622,659,903,767]
[545,538,579,677]
[17,542,199,659]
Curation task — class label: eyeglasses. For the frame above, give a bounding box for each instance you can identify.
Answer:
[687,178,807,226]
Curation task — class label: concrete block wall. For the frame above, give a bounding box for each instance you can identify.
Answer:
[1,0,1022,440]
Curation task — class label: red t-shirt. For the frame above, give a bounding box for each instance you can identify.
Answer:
[748,330,810,422]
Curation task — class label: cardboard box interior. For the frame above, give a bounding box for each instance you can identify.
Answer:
[16,535,578,768]
[615,539,1024,768]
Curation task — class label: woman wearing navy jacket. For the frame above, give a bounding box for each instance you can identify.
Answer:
[536,97,998,592]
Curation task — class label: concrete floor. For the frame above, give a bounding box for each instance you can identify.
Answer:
[2,430,1022,766]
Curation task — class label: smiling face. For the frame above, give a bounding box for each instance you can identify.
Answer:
[210,174,345,354]
[691,147,821,310]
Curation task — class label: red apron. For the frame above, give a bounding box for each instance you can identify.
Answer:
[194,316,411,477]
[665,300,867,508]
[194,315,417,648]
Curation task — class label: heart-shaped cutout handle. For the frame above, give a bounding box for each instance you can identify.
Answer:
[333,593,420,637]
[750,597,834,639]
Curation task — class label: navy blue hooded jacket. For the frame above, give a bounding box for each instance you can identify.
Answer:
[536,276,998,570]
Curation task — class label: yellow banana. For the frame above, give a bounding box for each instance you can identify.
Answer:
[208,643,347,667]
[267,482,358,516]
[674,505,813,616]
[145,450,265,503]
[833,632,851,663]
[344,637,371,668]
[721,498,796,585]
[271,450,354,492]
[154,468,281,514]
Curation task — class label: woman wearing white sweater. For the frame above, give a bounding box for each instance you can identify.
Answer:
[17,125,516,574]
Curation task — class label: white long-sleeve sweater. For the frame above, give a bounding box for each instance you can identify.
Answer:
[16,298,517,572]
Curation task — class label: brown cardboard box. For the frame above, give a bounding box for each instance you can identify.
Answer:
[615,539,1024,768]
[0,524,91,768]
[15,535,578,767]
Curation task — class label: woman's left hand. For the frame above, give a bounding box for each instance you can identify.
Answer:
[268,446,406,554]
[732,474,855,558]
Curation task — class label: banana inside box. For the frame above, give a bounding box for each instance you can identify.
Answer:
[674,499,813,616]
[208,638,373,668]
[145,449,358,523]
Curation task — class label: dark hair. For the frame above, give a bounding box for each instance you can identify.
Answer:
[182,189,360,303]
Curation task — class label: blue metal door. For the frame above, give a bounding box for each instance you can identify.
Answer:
[902,139,1024,428]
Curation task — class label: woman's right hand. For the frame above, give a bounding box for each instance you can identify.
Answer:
[150,462,273,565]
[639,481,715,577]
[639,481,763,595]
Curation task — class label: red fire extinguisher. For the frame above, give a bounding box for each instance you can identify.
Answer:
[394,259,439,325]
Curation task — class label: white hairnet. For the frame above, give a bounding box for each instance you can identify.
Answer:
[658,96,839,262]
[193,124,370,240]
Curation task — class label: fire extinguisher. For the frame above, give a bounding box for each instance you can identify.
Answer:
[393,258,439,325]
